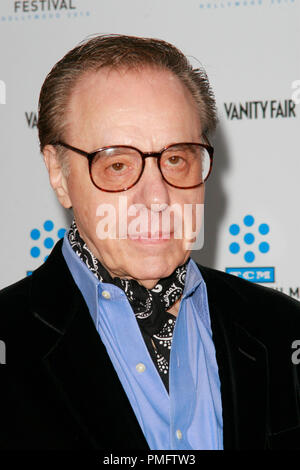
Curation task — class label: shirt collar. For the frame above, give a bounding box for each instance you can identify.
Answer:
[62,232,205,326]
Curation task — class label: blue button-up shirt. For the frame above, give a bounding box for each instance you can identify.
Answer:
[62,234,223,450]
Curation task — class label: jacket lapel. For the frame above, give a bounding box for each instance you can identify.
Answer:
[200,265,270,450]
[29,240,148,450]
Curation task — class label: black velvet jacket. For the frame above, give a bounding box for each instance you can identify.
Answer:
[0,240,299,450]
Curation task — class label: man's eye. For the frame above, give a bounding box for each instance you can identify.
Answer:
[166,155,184,165]
[110,162,126,171]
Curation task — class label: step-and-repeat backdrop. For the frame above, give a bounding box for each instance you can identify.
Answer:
[0,0,299,300]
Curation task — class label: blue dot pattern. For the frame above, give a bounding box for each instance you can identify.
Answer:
[44,220,54,232]
[30,229,40,240]
[230,242,240,254]
[243,215,254,227]
[228,214,270,263]
[29,220,67,263]
[244,233,255,244]
[244,251,255,263]
[30,247,40,258]
[229,224,240,235]
[44,237,54,249]
[259,223,269,235]
[259,241,270,253]
[58,228,66,239]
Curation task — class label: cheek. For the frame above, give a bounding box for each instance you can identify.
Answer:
[170,187,204,214]
[173,188,204,237]
[67,167,103,228]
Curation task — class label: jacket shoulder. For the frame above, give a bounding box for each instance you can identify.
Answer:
[198,263,299,307]
[0,274,31,303]
[196,263,300,332]
[0,275,33,329]
[0,240,78,359]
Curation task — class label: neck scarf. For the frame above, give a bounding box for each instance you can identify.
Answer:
[68,219,189,391]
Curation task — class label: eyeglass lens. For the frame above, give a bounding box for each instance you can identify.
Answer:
[90,144,210,191]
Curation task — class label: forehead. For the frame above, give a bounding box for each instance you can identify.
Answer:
[66,66,201,147]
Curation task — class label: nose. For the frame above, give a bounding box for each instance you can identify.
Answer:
[132,156,170,211]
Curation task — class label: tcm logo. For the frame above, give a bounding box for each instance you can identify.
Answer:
[226,267,275,283]
[225,214,275,283]
[27,219,67,275]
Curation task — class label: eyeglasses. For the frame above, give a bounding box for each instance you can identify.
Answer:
[52,141,214,192]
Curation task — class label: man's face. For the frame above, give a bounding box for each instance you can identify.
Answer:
[46,67,204,288]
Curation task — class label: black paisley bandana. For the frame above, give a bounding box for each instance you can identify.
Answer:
[68,219,189,391]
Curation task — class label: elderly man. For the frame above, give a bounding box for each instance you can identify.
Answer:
[0,35,299,451]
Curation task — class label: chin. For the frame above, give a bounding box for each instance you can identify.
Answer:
[127,251,187,281]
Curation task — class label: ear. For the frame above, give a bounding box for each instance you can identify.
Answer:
[43,145,72,209]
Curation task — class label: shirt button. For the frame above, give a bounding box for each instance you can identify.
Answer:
[176,429,182,440]
[101,290,111,299]
[136,363,146,373]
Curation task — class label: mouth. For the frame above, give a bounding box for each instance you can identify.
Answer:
[128,231,174,242]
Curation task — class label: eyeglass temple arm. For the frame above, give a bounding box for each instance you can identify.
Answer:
[52,141,90,158]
